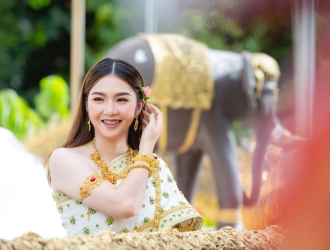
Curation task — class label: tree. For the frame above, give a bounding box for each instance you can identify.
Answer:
[0,0,126,106]
[179,0,292,62]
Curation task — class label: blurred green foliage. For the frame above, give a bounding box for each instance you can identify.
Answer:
[202,216,217,228]
[85,1,126,69]
[34,75,70,120]
[28,0,51,10]
[0,0,125,106]
[180,0,292,62]
[0,89,43,139]
[0,75,69,139]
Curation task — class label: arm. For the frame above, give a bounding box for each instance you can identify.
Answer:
[50,148,148,219]
[49,104,162,219]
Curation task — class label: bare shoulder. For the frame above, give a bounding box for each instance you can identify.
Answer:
[49,147,79,167]
[51,147,74,158]
[49,147,89,175]
[49,147,93,194]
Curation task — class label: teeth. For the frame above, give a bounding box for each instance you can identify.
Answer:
[103,120,119,125]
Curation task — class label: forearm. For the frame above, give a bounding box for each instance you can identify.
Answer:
[115,168,149,216]
[110,145,156,217]
[138,141,155,156]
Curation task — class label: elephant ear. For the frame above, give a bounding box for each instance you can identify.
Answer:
[241,51,258,109]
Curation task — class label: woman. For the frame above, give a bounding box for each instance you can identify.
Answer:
[47,58,203,235]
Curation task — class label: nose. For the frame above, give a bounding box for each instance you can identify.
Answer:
[103,102,119,115]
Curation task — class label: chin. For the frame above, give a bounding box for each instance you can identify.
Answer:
[98,128,129,141]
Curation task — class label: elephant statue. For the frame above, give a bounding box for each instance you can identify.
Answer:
[104,34,285,228]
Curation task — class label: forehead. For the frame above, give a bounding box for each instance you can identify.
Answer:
[89,74,134,94]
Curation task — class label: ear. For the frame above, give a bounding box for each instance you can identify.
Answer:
[136,100,145,115]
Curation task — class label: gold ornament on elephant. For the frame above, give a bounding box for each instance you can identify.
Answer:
[140,34,281,155]
[251,53,281,101]
[140,34,213,154]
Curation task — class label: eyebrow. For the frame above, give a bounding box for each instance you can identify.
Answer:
[91,91,131,97]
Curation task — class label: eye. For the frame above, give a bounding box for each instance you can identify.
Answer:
[93,97,103,101]
[117,98,128,103]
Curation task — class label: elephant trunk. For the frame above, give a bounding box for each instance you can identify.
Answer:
[243,123,273,207]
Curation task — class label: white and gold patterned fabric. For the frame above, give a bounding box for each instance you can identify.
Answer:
[52,153,203,235]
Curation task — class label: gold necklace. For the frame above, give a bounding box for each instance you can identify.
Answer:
[91,138,136,185]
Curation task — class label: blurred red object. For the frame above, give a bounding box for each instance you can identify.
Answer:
[274,80,330,249]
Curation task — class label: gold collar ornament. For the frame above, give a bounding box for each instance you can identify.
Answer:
[91,138,136,185]
[80,139,154,201]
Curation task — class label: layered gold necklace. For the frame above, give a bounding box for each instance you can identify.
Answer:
[91,138,136,185]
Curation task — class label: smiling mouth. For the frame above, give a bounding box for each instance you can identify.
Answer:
[102,120,121,125]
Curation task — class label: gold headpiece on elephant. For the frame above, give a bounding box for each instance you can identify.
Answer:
[140,34,214,154]
[251,53,281,101]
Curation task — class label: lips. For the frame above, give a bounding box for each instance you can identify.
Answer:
[102,119,121,125]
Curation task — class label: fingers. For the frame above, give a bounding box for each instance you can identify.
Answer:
[139,104,163,149]
[143,104,159,120]
[142,119,148,127]
[142,110,155,127]
[147,103,162,116]
[142,103,162,130]
[148,104,162,128]
[148,113,155,126]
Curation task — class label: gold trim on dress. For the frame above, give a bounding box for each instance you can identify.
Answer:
[106,151,132,167]
[52,193,72,206]
[150,155,161,232]
[134,204,203,232]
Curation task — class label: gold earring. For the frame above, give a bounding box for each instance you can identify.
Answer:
[134,115,138,131]
[87,117,91,132]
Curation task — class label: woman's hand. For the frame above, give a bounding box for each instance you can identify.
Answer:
[139,103,163,154]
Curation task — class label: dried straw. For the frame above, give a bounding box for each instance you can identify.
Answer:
[0,226,285,250]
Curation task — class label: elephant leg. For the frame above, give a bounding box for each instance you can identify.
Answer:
[202,119,244,229]
[172,149,203,203]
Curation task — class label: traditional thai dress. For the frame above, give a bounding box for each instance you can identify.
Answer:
[52,152,203,235]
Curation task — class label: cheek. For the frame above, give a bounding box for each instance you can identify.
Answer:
[87,101,102,117]
[121,104,136,120]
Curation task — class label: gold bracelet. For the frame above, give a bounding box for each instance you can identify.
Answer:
[131,154,157,168]
[79,172,104,201]
[125,163,153,178]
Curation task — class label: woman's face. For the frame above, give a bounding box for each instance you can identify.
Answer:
[87,74,141,141]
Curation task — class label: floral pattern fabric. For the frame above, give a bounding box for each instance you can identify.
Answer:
[52,152,203,235]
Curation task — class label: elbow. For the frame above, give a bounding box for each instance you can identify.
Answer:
[118,200,138,219]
